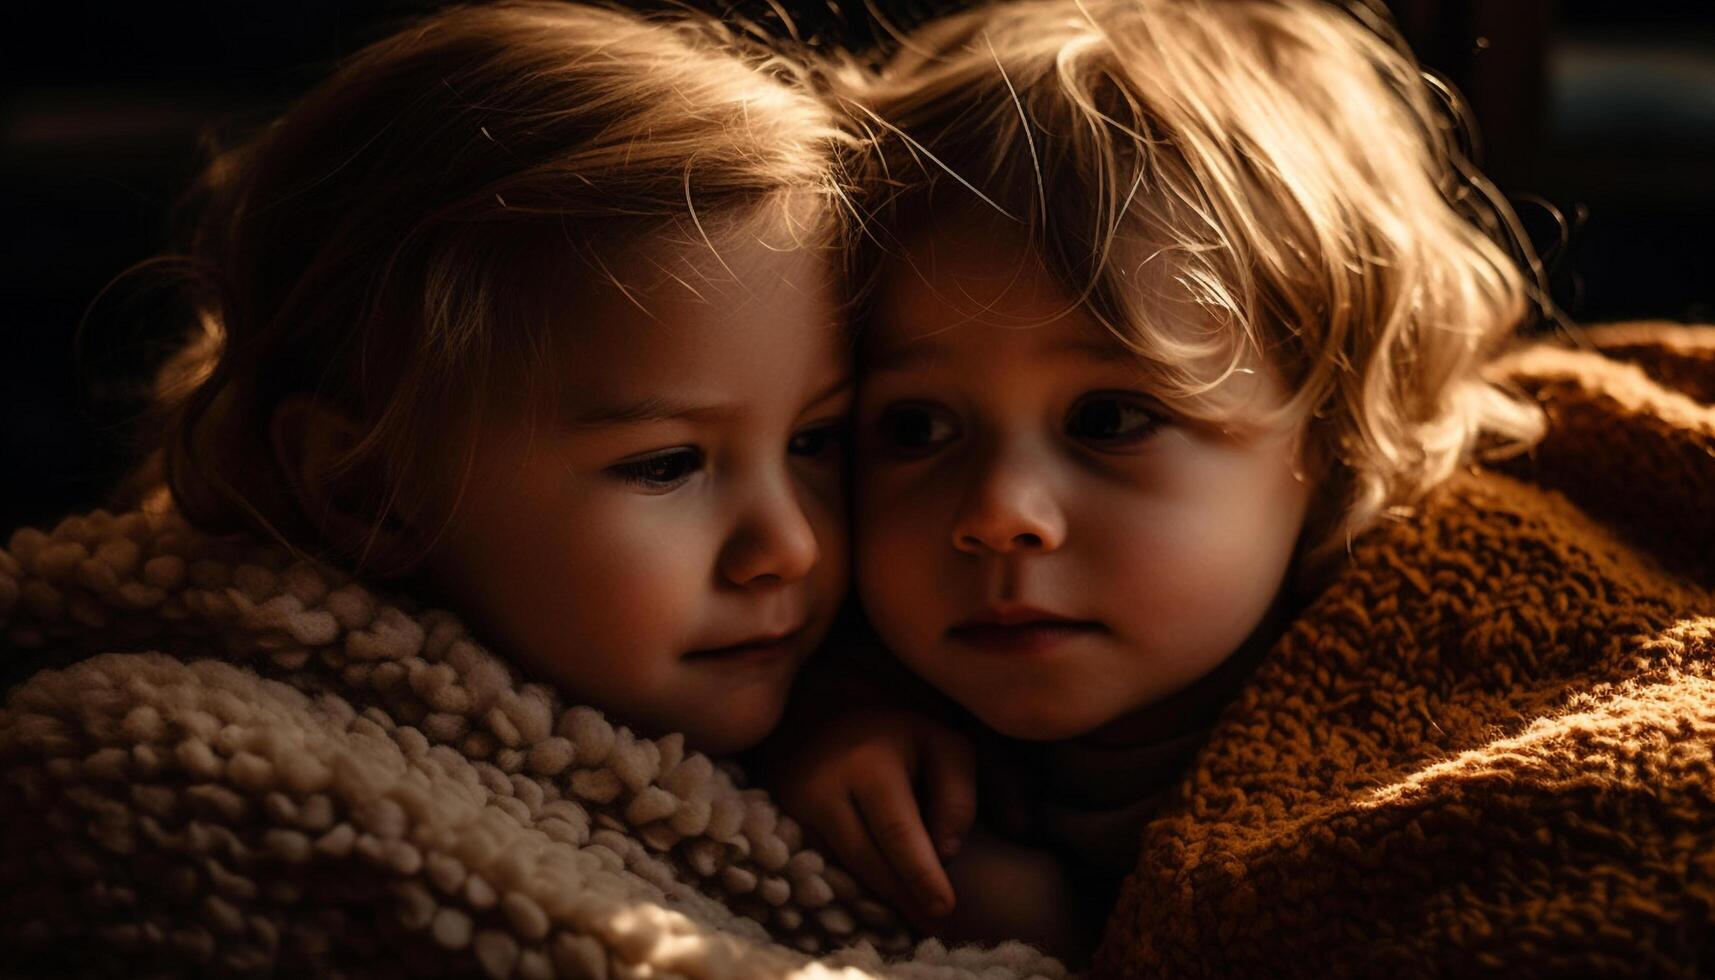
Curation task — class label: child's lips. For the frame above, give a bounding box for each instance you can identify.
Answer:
[684,627,804,665]
[947,609,1105,653]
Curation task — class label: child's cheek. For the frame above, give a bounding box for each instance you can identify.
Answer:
[573,507,710,658]
[801,479,851,599]
[852,500,940,656]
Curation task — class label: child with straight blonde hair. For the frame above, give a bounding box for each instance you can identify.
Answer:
[0,4,1035,975]
[144,0,861,757]
[771,0,1715,971]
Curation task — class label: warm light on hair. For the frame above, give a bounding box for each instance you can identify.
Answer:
[843,0,1548,562]
[142,1,858,571]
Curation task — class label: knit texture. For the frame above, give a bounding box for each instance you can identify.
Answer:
[0,512,1066,977]
[1096,323,1715,979]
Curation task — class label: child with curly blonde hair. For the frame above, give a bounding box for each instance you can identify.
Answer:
[771,0,1549,957]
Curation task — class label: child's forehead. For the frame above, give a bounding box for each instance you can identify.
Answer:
[532,233,849,423]
[866,263,1126,365]
[485,225,849,423]
[556,227,838,322]
[865,211,1293,427]
[871,213,1202,353]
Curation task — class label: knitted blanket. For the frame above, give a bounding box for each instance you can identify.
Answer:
[1097,323,1715,978]
[0,522,1066,976]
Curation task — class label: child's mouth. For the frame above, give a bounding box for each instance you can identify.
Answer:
[684,628,803,665]
[947,613,1105,654]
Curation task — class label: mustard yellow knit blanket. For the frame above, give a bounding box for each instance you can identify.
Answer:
[1097,323,1715,978]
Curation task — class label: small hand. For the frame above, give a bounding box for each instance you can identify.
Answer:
[938,831,1097,965]
[772,706,978,925]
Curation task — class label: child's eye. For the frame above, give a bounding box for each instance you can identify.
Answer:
[874,402,959,456]
[1066,392,1165,446]
[608,447,703,491]
[788,421,847,458]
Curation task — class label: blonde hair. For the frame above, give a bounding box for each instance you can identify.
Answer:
[844,0,1547,560]
[143,1,856,571]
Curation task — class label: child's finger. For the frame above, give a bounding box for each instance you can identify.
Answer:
[819,795,927,921]
[853,768,956,918]
[921,731,978,860]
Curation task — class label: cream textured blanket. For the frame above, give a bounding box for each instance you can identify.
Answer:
[0,502,1066,979]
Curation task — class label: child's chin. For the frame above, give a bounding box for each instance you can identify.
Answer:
[978,704,1101,743]
[683,702,785,756]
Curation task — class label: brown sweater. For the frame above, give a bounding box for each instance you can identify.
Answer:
[1096,323,1715,979]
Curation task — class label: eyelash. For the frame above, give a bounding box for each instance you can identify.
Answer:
[788,420,848,458]
[873,401,958,458]
[1064,391,1167,445]
[872,391,1167,457]
[609,448,703,491]
[606,421,848,492]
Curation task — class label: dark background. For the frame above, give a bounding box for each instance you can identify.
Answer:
[4,0,1713,537]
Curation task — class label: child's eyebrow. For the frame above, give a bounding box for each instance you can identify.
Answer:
[803,374,856,409]
[569,396,736,427]
[569,375,853,429]
[1063,339,1140,364]
[867,335,1136,373]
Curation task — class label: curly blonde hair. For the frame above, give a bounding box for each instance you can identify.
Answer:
[842,0,1548,561]
[143,1,858,571]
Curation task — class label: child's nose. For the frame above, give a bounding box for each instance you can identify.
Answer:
[718,479,821,587]
[951,454,1066,556]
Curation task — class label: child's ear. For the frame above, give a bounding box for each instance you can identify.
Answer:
[270,395,423,575]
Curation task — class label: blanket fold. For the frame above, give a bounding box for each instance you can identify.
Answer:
[1095,323,1715,978]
